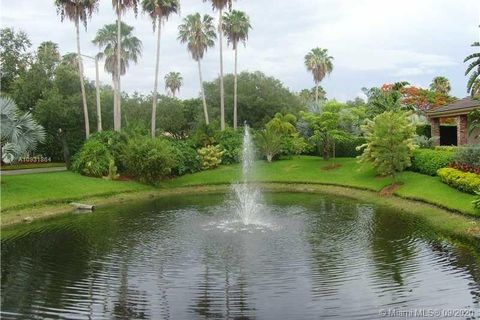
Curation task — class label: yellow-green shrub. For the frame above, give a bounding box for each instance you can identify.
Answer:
[437,167,480,194]
[198,145,225,170]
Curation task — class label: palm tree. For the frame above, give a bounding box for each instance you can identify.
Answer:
[112,0,139,131]
[429,76,451,94]
[464,40,480,97]
[1,97,45,163]
[142,0,180,137]
[222,10,251,130]
[164,71,183,97]
[92,22,142,129]
[54,0,98,139]
[178,13,216,125]
[304,48,334,104]
[204,0,233,131]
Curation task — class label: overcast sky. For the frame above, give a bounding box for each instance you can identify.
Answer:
[2,0,479,101]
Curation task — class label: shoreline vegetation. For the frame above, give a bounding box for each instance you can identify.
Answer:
[1,157,479,245]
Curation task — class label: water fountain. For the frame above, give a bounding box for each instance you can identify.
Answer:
[232,125,263,225]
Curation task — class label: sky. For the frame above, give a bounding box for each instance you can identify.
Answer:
[2,0,480,101]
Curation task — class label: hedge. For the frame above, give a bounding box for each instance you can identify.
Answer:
[437,167,480,194]
[409,149,455,176]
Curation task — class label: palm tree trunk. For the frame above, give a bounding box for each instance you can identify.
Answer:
[233,44,238,130]
[219,8,225,131]
[151,20,162,138]
[94,56,102,132]
[75,18,90,139]
[198,59,209,125]
[112,74,118,129]
[116,9,122,131]
[315,82,319,104]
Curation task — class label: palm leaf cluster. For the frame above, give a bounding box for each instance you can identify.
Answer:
[464,41,480,97]
[304,48,334,103]
[164,72,183,97]
[54,0,98,28]
[222,10,251,49]
[141,0,179,29]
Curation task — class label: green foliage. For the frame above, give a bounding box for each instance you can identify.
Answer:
[123,137,177,184]
[453,146,480,168]
[362,86,403,118]
[358,111,416,180]
[169,139,202,175]
[256,128,283,162]
[105,158,120,180]
[71,139,112,177]
[414,135,437,149]
[410,149,455,176]
[437,168,480,194]
[215,128,242,164]
[0,27,32,93]
[334,136,365,157]
[280,132,310,157]
[473,190,480,210]
[156,96,189,138]
[89,130,128,171]
[435,145,460,152]
[198,145,225,170]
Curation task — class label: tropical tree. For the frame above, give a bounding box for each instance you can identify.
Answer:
[204,0,233,131]
[0,28,32,93]
[256,128,282,162]
[92,22,142,130]
[112,0,139,131]
[141,0,180,138]
[464,38,480,97]
[357,111,416,182]
[304,48,333,104]
[178,13,216,125]
[222,10,251,130]
[266,113,296,135]
[164,71,183,97]
[1,97,45,163]
[429,76,451,94]
[54,0,98,138]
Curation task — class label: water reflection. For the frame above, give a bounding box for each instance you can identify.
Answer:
[1,193,479,319]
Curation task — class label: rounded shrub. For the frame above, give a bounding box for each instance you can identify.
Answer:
[410,149,455,176]
[71,139,112,177]
[89,130,128,171]
[169,139,202,176]
[215,128,242,164]
[123,137,177,184]
[198,145,225,170]
[437,167,480,194]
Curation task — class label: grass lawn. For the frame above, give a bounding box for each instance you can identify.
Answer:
[1,162,66,171]
[164,156,479,217]
[1,171,150,211]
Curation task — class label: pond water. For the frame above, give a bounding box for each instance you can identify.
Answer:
[1,193,479,319]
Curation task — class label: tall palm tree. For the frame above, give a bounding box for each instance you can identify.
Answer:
[164,71,183,97]
[112,0,139,131]
[92,22,142,129]
[178,13,216,125]
[142,0,179,137]
[222,10,251,130]
[429,76,451,94]
[464,40,480,97]
[204,0,233,131]
[304,48,334,104]
[54,0,98,139]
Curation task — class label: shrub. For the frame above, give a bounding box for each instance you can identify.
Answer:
[414,135,437,149]
[72,139,112,177]
[451,146,480,174]
[410,149,455,176]
[256,128,283,162]
[437,168,480,194]
[334,136,365,157]
[215,128,242,164]
[473,190,480,210]
[169,139,202,175]
[281,132,311,158]
[123,137,177,184]
[198,145,225,170]
[435,146,460,152]
[88,130,128,171]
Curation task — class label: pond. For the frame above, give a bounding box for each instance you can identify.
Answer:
[1,192,479,319]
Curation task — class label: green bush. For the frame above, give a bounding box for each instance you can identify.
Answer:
[71,139,112,177]
[123,137,177,184]
[334,136,365,157]
[453,146,480,169]
[215,128,242,164]
[169,139,202,175]
[410,149,455,176]
[198,145,225,170]
[435,146,460,152]
[473,190,480,210]
[88,130,128,171]
[437,167,480,194]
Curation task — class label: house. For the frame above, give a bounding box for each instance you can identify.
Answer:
[427,97,480,146]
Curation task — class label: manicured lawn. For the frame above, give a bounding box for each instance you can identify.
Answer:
[1,171,150,211]
[1,162,66,171]
[164,156,479,217]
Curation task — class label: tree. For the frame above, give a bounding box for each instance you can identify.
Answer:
[156,96,188,138]
[304,48,333,104]
[112,0,139,131]
[0,28,31,93]
[222,9,251,130]
[54,0,98,138]
[204,0,233,131]
[92,22,142,130]
[256,128,282,162]
[141,0,180,137]
[178,13,216,125]
[357,111,416,182]
[164,71,183,97]
[0,97,45,163]
[266,113,296,134]
[362,85,403,118]
[464,32,480,97]
[429,76,451,95]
